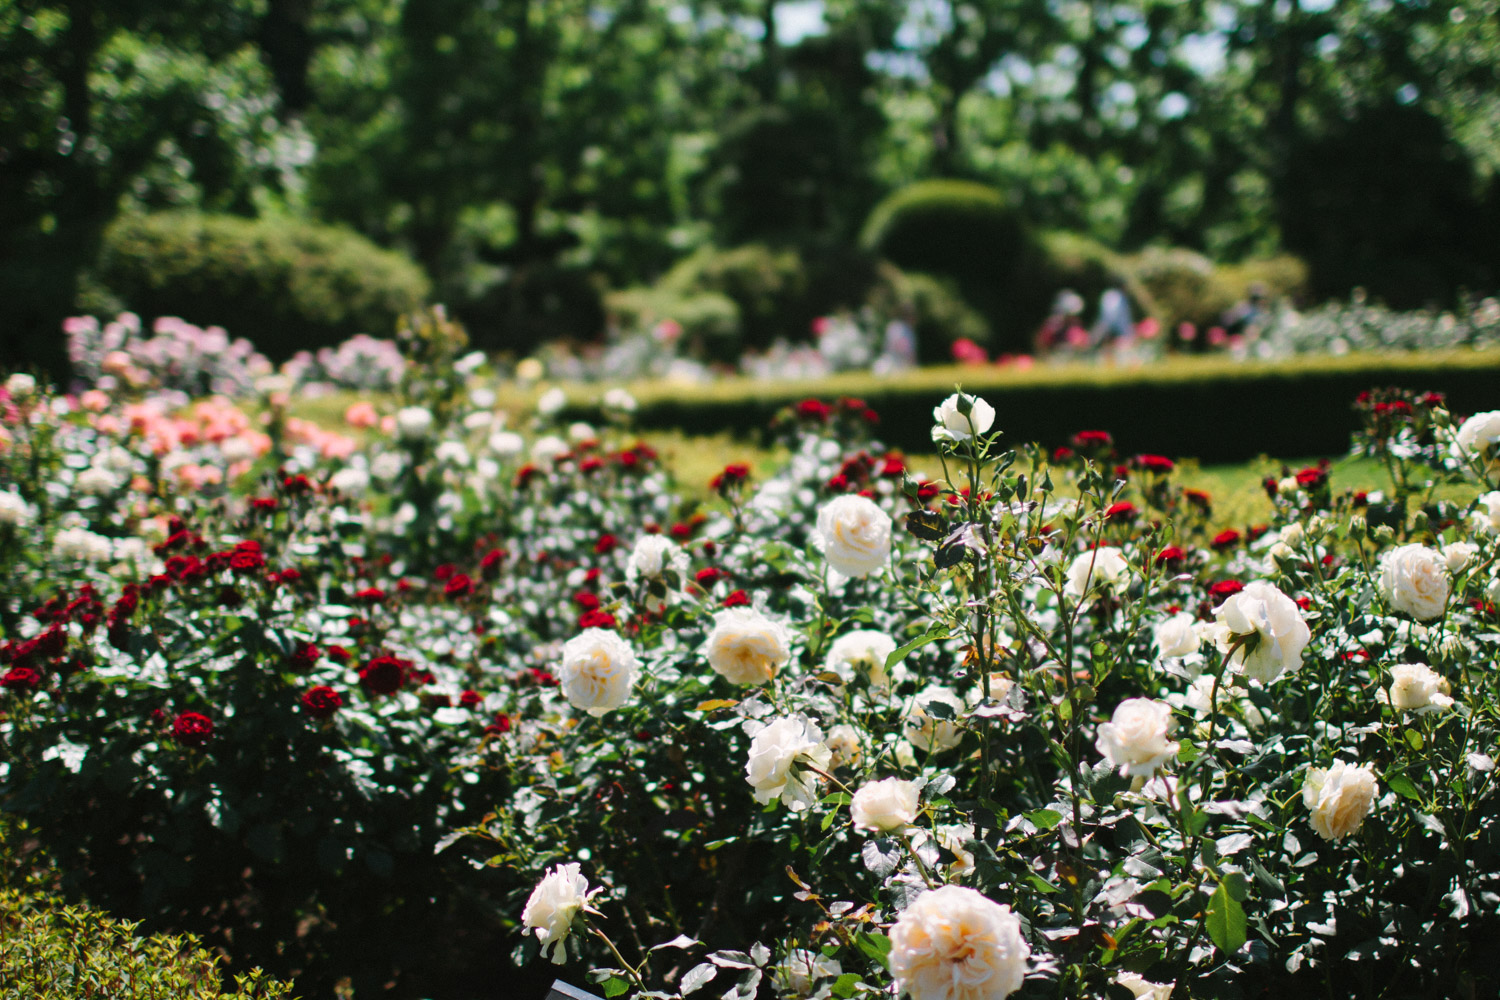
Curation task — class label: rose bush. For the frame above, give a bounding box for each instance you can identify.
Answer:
[4,330,1500,999]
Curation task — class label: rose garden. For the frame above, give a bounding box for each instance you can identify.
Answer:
[4,307,1500,1000]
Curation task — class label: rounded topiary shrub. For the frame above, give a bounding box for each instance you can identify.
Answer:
[1124,245,1234,330]
[860,179,1047,354]
[658,243,809,352]
[93,212,431,360]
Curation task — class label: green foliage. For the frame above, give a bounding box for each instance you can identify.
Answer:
[658,244,809,354]
[93,212,430,360]
[861,179,1046,354]
[0,887,294,1000]
[865,265,991,364]
[1124,246,1309,329]
[1037,231,1158,322]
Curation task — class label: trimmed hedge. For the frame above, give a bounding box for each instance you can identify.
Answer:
[571,351,1500,464]
[93,212,431,361]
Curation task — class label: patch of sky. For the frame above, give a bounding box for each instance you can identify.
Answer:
[775,1,826,43]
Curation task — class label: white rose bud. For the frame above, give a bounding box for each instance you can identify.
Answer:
[1064,546,1131,599]
[1096,698,1179,776]
[905,686,966,753]
[890,886,1029,1000]
[371,452,405,481]
[850,776,921,832]
[488,430,525,458]
[1379,544,1450,621]
[931,392,996,444]
[557,629,640,716]
[602,387,637,414]
[521,862,600,964]
[1154,612,1200,659]
[530,435,570,464]
[76,466,119,495]
[394,406,433,441]
[1213,580,1311,683]
[815,494,892,577]
[1382,663,1454,714]
[1302,760,1378,841]
[5,373,37,399]
[745,715,831,811]
[1116,971,1175,1000]
[704,609,792,685]
[824,629,899,689]
[568,421,596,444]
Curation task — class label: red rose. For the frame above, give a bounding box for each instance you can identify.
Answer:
[359,656,408,695]
[480,548,506,579]
[1211,529,1241,550]
[250,497,278,511]
[2,666,41,691]
[1071,430,1113,451]
[1155,546,1187,567]
[594,534,619,555]
[444,573,475,599]
[287,642,321,671]
[825,473,851,493]
[228,541,265,574]
[722,589,751,608]
[458,690,483,708]
[1104,501,1136,523]
[1051,446,1076,462]
[669,522,693,540]
[578,609,617,630]
[173,711,214,747]
[1135,454,1175,475]
[484,714,513,735]
[1294,466,1328,489]
[795,399,831,421]
[1183,489,1212,512]
[574,591,601,611]
[327,644,352,664]
[695,567,727,586]
[1207,579,1244,601]
[301,685,343,719]
[355,587,386,604]
[580,456,604,474]
[515,464,541,487]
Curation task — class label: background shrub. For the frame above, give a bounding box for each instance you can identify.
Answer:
[860,179,1045,355]
[92,212,431,361]
[1036,230,1157,325]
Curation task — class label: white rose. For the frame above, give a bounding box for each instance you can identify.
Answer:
[1213,580,1311,683]
[626,535,687,585]
[434,441,470,466]
[1096,698,1178,777]
[1116,971,1175,1000]
[934,823,977,874]
[1183,674,1218,715]
[531,435,570,464]
[371,452,405,481]
[603,387,637,414]
[75,466,118,495]
[1064,546,1131,599]
[568,421,596,444]
[395,406,433,442]
[890,886,1030,1000]
[1443,541,1478,574]
[931,392,996,444]
[0,490,32,527]
[1471,491,1500,535]
[1382,662,1454,714]
[745,715,830,810]
[704,609,792,685]
[1454,410,1500,471]
[54,527,114,562]
[905,686,966,753]
[329,467,370,497]
[825,724,864,770]
[557,629,640,716]
[815,494,892,577]
[824,629,899,689]
[488,430,525,458]
[1302,760,1378,841]
[537,387,568,417]
[850,776,921,833]
[521,862,599,963]
[1154,612,1200,659]
[1379,544,1450,621]
[5,373,37,399]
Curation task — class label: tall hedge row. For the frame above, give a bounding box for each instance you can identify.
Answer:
[576,352,1500,464]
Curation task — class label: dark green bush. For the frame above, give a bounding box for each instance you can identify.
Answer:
[93,212,431,360]
[864,264,991,364]
[658,243,809,353]
[576,351,1500,464]
[860,179,1046,355]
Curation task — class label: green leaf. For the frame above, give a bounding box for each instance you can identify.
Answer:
[830,973,861,999]
[1405,729,1424,751]
[855,932,892,968]
[603,977,629,998]
[885,630,949,671]
[1386,772,1422,801]
[1206,880,1247,955]
[1025,809,1063,831]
